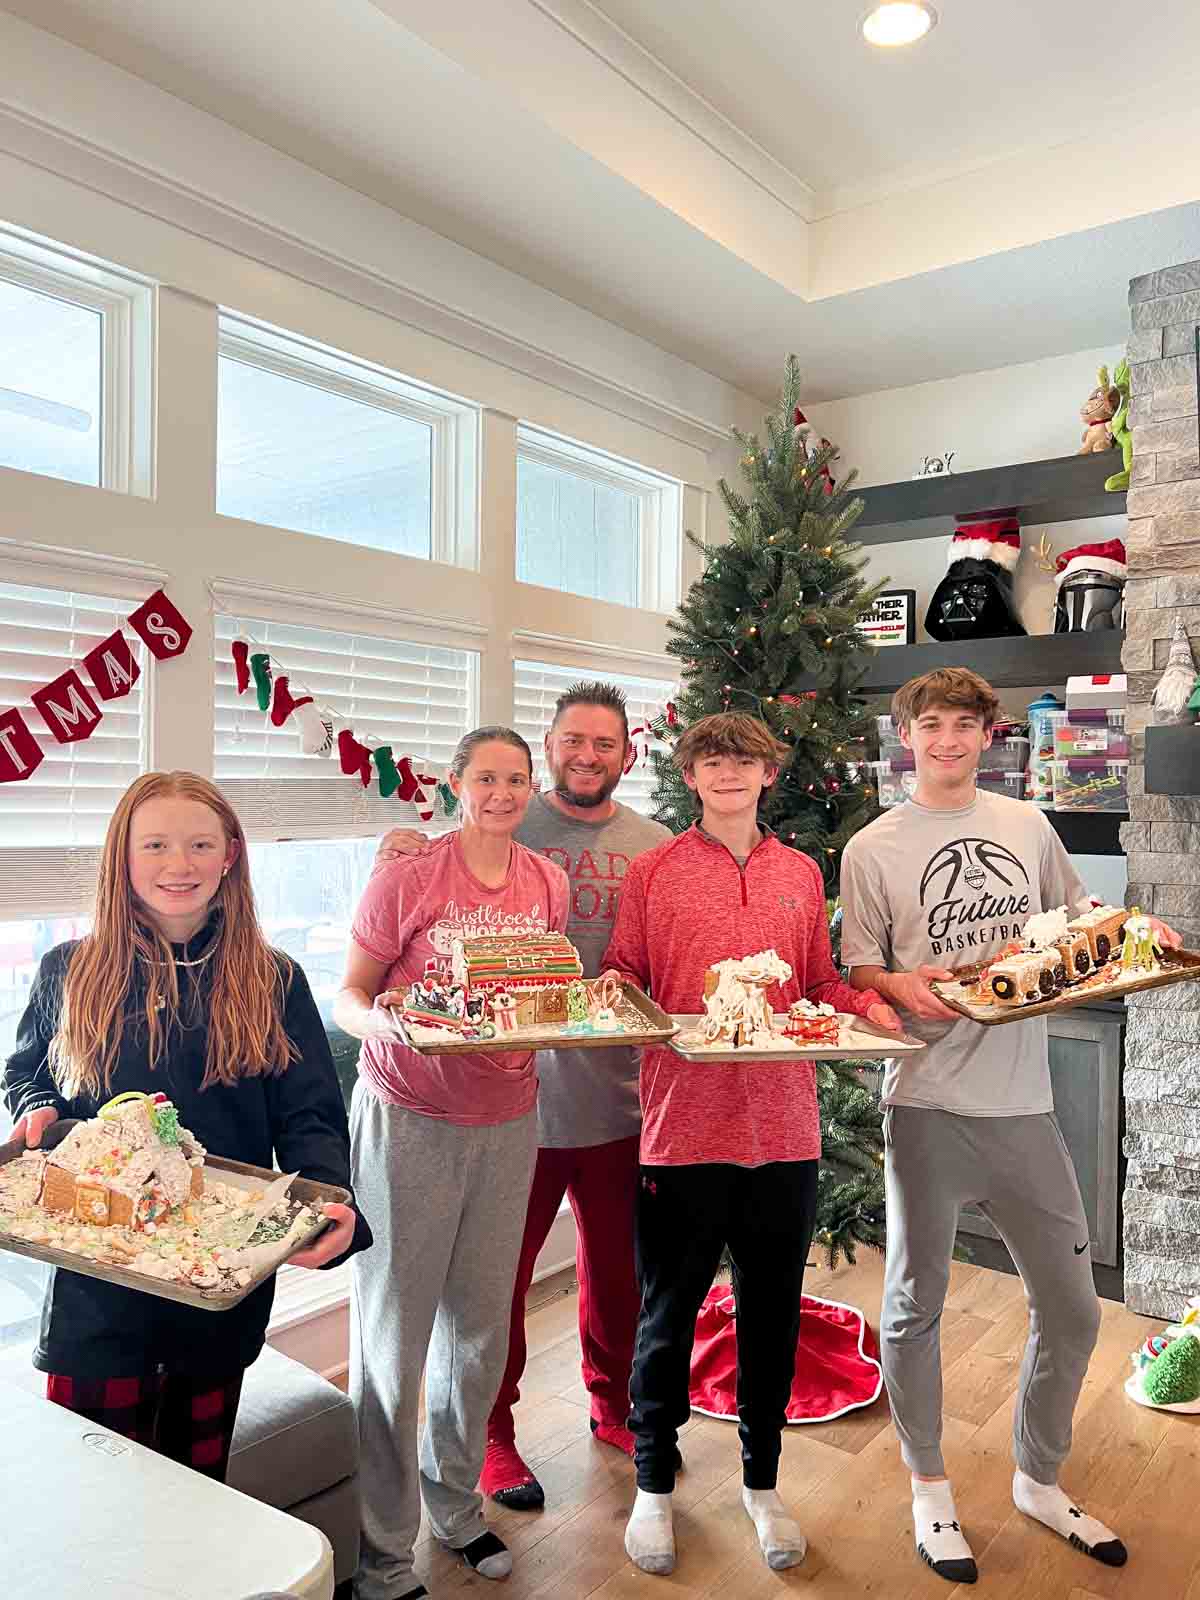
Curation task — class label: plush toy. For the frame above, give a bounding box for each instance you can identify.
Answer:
[1078,366,1120,453]
[1104,358,1132,490]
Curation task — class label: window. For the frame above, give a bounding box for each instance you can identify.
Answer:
[217,316,479,565]
[213,607,478,841]
[0,227,151,493]
[513,657,675,817]
[516,426,681,611]
[0,580,146,854]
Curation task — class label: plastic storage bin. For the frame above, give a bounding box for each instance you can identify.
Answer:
[1051,758,1129,812]
[977,770,1026,800]
[1049,709,1129,759]
[983,736,1030,772]
[869,758,917,808]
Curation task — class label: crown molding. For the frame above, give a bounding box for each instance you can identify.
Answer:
[529,0,816,222]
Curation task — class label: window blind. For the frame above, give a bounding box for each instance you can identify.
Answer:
[0,581,146,918]
[512,658,674,819]
[214,613,478,841]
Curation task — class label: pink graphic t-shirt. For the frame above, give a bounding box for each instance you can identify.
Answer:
[351,831,570,1125]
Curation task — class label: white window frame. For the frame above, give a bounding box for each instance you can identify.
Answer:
[217,314,480,569]
[516,423,682,613]
[0,225,154,496]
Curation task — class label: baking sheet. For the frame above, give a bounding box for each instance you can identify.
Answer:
[667,1013,926,1062]
[387,980,677,1055]
[0,1128,346,1312]
[932,947,1200,1025]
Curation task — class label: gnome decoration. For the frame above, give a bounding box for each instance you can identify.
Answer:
[1053,538,1127,633]
[1152,616,1200,726]
[924,516,1027,642]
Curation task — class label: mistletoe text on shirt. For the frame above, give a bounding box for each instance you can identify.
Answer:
[426,899,547,956]
[538,847,631,931]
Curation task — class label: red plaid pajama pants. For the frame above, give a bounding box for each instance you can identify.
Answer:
[46,1370,245,1480]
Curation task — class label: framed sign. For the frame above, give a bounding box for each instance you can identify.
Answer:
[857,589,916,648]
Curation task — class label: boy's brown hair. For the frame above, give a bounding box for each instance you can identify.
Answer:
[891,668,1000,731]
[672,712,791,774]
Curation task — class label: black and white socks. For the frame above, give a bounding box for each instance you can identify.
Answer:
[912,1478,977,1585]
[1013,1470,1127,1567]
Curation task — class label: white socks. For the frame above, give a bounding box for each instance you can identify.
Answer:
[1013,1470,1127,1567]
[625,1489,675,1575]
[742,1487,807,1570]
[912,1478,977,1585]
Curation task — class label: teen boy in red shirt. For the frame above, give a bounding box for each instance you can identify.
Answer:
[602,713,901,1577]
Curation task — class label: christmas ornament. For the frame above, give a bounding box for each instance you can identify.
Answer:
[31,668,102,744]
[126,588,193,661]
[925,516,1026,642]
[1053,539,1126,634]
[250,652,272,713]
[0,707,44,783]
[373,746,401,798]
[338,728,374,787]
[83,630,140,701]
[269,674,314,727]
[1152,616,1198,726]
[231,639,251,696]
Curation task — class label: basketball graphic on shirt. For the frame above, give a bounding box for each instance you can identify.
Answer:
[919,838,1031,955]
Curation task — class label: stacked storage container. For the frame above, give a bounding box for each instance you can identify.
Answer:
[869,716,1029,808]
[1049,708,1130,812]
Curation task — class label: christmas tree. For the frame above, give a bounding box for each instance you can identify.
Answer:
[650,355,889,1264]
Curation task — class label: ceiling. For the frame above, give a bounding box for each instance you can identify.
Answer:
[5,0,1200,402]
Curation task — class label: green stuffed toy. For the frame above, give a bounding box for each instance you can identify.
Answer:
[1105,357,1131,492]
[1143,1335,1200,1407]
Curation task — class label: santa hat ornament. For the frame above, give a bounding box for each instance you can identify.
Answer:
[925,515,1027,642]
[1053,538,1127,634]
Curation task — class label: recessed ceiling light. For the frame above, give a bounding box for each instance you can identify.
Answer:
[861,2,937,47]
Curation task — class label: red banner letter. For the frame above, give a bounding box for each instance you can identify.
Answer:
[31,669,102,744]
[83,630,141,701]
[0,708,43,782]
[126,588,193,661]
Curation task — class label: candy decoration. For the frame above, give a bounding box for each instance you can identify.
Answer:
[250,651,272,713]
[231,639,251,696]
[270,674,314,727]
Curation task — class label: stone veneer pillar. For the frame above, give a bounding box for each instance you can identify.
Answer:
[1119,258,1200,1319]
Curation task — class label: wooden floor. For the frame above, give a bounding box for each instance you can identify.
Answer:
[410,1252,1200,1599]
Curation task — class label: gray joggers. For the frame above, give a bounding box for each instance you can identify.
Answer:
[350,1086,538,1600]
[880,1106,1101,1485]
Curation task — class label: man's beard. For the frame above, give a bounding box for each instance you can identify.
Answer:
[550,766,620,809]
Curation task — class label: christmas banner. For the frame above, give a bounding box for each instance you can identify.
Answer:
[0,589,192,784]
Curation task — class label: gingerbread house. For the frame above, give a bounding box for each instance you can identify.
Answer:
[39,1093,205,1231]
[450,932,583,1026]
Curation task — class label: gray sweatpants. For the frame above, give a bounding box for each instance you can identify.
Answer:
[350,1086,538,1600]
[881,1106,1101,1485]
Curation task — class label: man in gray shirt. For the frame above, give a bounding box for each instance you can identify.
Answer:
[378,682,668,1510]
[841,667,1177,1586]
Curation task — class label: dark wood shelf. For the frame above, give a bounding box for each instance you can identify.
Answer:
[852,451,1126,546]
[1044,810,1127,857]
[806,629,1126,695]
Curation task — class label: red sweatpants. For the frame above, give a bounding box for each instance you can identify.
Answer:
[489,1134,641,1440]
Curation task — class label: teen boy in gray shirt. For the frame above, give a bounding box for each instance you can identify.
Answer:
[841,668,1178,1586]
[378,683,668,1510]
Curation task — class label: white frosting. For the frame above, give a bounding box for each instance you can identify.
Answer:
[702,949,793,1044]
[788,998,835,1019]
[1023,906,1069,950]
[1124,913,1153,941]
[1074,903,1125,928]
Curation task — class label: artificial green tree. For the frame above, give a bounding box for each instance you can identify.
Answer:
[650,355,890,1263]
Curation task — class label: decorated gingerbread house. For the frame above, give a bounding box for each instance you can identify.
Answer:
[450,932,584,1027]
[39,1092,205,1230]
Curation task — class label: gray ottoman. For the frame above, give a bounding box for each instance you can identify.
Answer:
[229,1345,359,1591]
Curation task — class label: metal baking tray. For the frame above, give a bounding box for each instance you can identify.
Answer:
[932,947,1200,1025]
[387,979,677,1055]
[667,1012,926,1063]
[0,1123,345,1312]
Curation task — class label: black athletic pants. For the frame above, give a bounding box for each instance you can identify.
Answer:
[628,1158,819,1492]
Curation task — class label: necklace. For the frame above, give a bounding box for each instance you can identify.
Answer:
[150,945,216,1008]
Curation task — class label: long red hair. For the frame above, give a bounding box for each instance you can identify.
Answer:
[50,771,296,1100]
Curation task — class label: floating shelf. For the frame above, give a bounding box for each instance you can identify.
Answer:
[852,451,1127,546]
[799,629,1125,696]
[1144,724,1200,795]
[1044,811,1127,857]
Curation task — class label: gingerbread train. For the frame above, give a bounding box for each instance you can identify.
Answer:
[975,904,1162,1010]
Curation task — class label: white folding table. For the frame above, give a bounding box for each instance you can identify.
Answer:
[0,1378,334,1599]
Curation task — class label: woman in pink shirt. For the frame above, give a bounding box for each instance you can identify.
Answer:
[334,726,569,1600]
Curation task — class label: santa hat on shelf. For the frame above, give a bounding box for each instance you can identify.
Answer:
[943,516,1022,573]
[1054,538,1127,588]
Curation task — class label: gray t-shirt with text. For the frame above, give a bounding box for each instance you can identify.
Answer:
[839,790,1090,1116]
[517,791,671,1147]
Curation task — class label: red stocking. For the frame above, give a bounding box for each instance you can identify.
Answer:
[338,729,374,787]
[231,640,251,696]
[270,674,314,728]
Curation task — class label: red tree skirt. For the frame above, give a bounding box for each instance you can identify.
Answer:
[689,1285,883,1425]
